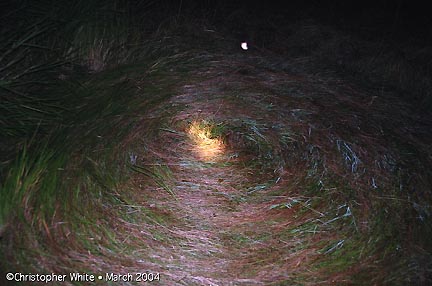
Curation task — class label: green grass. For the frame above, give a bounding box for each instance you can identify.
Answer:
[0,1,186,277]
[129,164,175,197]
[0,142,64,227]
[1,1,432,285]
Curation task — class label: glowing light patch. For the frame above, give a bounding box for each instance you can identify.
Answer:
[188,121,224,160]
[241,42,248,50]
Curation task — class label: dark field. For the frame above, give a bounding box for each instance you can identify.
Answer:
[1,1,431,285]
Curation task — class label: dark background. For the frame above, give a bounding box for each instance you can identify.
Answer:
[168,0,432,44]
[2,1,431,44]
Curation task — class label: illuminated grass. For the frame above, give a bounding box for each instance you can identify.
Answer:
[1,2,431,285]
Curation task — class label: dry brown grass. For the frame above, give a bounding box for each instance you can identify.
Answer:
[2,21,432,285]
[41,50,427,284]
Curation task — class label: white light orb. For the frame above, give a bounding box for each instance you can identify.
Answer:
[241,42,248,50]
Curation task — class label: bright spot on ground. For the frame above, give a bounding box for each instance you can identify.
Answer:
[241,42,248,50]
[188,120,225,160]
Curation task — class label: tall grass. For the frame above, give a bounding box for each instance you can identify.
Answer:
[0,143,59,227]
[1,1,431,284]
[0,0,154,141]
[0,0,179,277]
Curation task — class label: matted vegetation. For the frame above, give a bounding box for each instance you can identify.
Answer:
[1,1,431,285]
